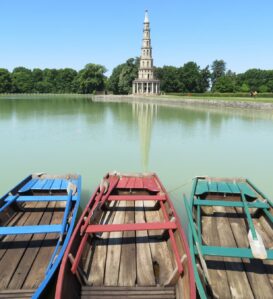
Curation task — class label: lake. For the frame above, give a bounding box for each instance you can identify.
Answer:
[1,96,273,221]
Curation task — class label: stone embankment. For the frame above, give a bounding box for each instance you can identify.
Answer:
[93,95,273,110]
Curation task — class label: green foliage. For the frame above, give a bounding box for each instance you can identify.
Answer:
[11,67,34,93]
[108,58,139,94]
[156,63,210,93]
[240,83,250,92]
[154,66,181,92]
[0,68,12,93]
[74,64,107,94]
[212,75,237,92]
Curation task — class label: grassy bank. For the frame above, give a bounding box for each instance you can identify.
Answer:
[164,93,273,103]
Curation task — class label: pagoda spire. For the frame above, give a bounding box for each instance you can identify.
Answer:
[144,10,149,23]
[132,10,160,95]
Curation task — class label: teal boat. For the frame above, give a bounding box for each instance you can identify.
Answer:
[185,177,273,298]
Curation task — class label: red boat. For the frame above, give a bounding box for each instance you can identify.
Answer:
[55,172,195,299]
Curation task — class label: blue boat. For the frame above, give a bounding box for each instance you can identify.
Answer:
[185,177,273,299]
[0,173,81,299]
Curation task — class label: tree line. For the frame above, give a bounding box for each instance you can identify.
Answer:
[1,59,273,94]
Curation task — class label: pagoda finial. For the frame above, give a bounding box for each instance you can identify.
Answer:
[144,10,149,23]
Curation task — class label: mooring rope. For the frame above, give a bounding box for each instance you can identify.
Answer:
[167,178,194,194]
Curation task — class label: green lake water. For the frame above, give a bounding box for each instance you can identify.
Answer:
[1,96,273,223]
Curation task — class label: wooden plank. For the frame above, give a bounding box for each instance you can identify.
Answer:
[0,201,48,289]
[108,195,166,201]
[104,201,126,286]
[227,182,240,194]
[134,177,144,189]
[143,177,159,192]
[237,182,257,198]
[60,179,68,190]
[208,181,218,193]
[42,179,54,190]
[118,200,136,286]
[0,203,35,261]
[217,182,231,193]
[18,179,38,193]
[195,180,209,196]
[202,215,231,298]
[135,200,155,286]
[117,177,129,189]
[143,200,174,285]
[7,201,56,289]
[253,217,273,288]
[225,206,273,298]
[22,201,65,289]
[30,179,47,190]
[213,205,255,298]
[126,178,136,189]
[50,179,63,190]
[86,201,116,286]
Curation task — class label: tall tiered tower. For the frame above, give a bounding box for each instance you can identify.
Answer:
[132,10,160,95]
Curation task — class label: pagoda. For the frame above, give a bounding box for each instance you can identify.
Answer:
[132,11,160,95]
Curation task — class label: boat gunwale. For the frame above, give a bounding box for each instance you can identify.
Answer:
[55,172,196,299]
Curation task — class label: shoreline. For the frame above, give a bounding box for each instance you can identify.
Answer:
[93,95,273,110]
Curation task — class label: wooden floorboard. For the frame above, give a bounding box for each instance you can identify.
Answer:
[214,205,254,298]
[86,201,116,286]
[202,215,231,298]
[0,201,48,289]
[135,200,155,286]
[143,200,174,286]
[226,206,273,298]
[104,201,126,286]
[7,201,56,290]
[118,200,136,287]
[22,201,64,289]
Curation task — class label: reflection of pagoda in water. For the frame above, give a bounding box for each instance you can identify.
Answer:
[132,102,157,170]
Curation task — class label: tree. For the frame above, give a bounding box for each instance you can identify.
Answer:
[179,62,208,93]
[74,64,107,94]
[56,68,77,93]
[0,68,12,93]
[11,67,33,93]
[154,66,181,92]
[211,59,226,90]
[108,58,139,94]
[213,75,237,92]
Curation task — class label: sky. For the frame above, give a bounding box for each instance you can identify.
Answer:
[1,0,273,75]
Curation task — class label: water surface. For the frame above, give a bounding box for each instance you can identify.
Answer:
[1,96,273,220]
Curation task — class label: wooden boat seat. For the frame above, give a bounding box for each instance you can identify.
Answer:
[81,286,176,299]
[0,289,35,298]
[195,180,257,198]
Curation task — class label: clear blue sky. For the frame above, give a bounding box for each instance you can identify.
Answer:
[1,0,273,75]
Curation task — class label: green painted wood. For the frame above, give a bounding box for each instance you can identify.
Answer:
[263,208,273,223]
[208,181,218,193]
[193,199,269,209]
[237,182,257,198]
[195,180,209,195]
[227,182,241,194]
[217,182,231,193]
[196,245,273,260]
[246,178,273,208]
[240,192,258,239]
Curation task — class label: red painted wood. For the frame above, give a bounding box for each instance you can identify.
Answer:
[126,177,136,189]
[108,195,166,201]
[134,177,144,188]
[117,177,129,188]
[86,221,177,234]
[143,177,160,192]
[71,233,88,274]
[160,201,183,274]
[100,175,119,206]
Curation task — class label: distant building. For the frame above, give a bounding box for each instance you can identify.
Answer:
[132,11,160,95]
